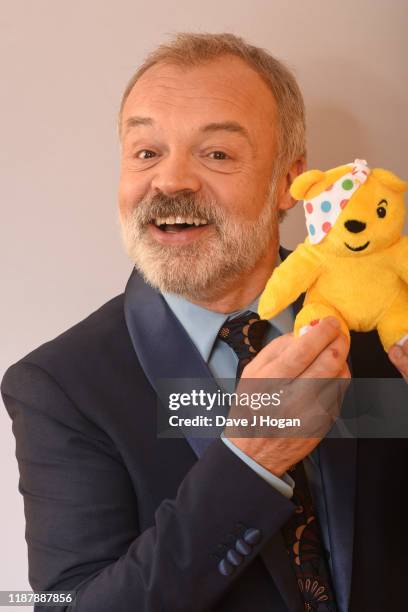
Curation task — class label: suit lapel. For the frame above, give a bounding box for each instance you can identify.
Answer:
[123,268,220,458]
[315,329,401,611]
[318,437,356,612]
[124,268,214,383]
[344,331,402,610]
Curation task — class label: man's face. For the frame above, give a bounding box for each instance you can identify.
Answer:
[118,55,289,300]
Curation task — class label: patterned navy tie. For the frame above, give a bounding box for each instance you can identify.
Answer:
[217,310,270,380]
[218,310,337,611]
[281,462,337,611]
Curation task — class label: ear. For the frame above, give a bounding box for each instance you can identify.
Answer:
[372,168,408,193]
[290,169,326,201]
[278,157,307,211]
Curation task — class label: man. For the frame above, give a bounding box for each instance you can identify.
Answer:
[2,32,408,612]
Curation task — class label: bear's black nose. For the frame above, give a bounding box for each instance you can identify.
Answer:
[344,220,366,233]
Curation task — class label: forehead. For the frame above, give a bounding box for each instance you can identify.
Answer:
[121,55,278,141]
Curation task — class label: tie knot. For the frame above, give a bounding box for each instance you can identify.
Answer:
[217,310,270,379]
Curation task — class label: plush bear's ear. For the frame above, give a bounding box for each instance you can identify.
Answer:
[290,169,325,200]
[372,168,408,193]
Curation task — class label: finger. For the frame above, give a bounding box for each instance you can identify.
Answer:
[301,333,350,379]
[260,317,344,378]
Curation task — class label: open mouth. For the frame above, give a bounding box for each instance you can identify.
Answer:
[147,215,213,245]
[149,216,210,233]
[344,241,370,252]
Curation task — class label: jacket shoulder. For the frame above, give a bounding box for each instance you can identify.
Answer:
[1,292,137,394]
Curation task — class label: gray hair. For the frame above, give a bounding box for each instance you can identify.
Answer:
[118,32,306,178]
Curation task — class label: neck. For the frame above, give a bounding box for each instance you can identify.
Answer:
[187,242,279,313]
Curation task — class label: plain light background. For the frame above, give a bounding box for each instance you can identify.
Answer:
[1,0,407,601]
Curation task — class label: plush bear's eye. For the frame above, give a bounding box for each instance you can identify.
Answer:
[376,200,387,218]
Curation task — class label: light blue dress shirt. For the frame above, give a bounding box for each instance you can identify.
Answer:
[161,286,333,571]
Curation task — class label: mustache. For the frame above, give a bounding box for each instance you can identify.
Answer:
[133,193,224,226]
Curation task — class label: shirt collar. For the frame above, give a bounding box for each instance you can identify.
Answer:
[161,293,230,362]
[161,254,294,363]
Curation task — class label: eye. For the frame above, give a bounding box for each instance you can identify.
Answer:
[136,150,156,159]
[208,151,229,160]
[376,199,388,218]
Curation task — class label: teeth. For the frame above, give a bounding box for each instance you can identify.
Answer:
[153,216,209,226]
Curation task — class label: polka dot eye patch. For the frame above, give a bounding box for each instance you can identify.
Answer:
[303,159,370,244]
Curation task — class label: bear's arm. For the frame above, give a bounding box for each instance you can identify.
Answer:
[392,236,408,285]
[258,242,322,319]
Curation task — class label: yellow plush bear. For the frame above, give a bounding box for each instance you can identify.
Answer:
[258,159,408,352]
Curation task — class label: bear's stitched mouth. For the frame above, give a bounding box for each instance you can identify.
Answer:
[344,241,370,252]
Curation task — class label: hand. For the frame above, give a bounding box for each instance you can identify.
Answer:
[225,317,350,477]
[389,338,408,380]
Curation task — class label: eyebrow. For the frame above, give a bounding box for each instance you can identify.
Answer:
[124,117,253,146]
[200,121,251,143]
[124,116,154,132]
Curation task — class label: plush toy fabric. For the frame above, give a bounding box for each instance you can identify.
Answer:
[258,159,408,352]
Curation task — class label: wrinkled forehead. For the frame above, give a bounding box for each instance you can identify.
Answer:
[121,57,278,144]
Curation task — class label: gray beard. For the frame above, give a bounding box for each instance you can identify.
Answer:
[119,191,279,301]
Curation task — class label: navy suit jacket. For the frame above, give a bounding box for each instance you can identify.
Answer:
[2,260,407,611]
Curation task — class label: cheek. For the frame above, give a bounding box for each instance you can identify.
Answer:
[216,179,268,221]
[118,171,148,216]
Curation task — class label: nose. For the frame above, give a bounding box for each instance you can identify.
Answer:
[151,152,201,196]
[344,219,366,233]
